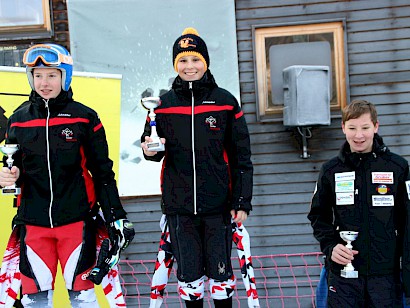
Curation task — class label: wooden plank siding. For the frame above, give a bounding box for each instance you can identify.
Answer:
[233,0,410,251]
[119,1,410,305]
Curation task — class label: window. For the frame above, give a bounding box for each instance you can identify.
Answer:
[0,0,52,40]
[252,20,349,122]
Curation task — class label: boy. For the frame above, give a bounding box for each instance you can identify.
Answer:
[141,28,253,307]
[308,99,410,307]
[0,43,134,307]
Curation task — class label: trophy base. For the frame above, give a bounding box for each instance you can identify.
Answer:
[341,269,358,278]
[147,141,165,152]
[2,187,21,195]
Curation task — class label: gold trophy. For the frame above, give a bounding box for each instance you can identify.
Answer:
[141,96,165,152]
[339,231,359,278]
[0,144,21,195]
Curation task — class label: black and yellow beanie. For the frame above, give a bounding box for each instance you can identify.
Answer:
[172,27,209,72]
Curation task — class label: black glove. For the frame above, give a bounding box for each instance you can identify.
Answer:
[108,218,135,252]
[87,219,135,285]
[87,238,111,285]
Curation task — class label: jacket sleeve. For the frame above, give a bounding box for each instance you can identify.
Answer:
[140,111,165,162]
[307,166,338,259]
[84,111,127,223]
[227,99,253,214]
[400,165,410,297]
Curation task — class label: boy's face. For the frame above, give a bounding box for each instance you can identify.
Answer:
[342,112,379,153]
[33,68,62,99]
[176,55,206,81]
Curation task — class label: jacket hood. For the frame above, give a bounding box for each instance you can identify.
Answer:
[338,133,389,167]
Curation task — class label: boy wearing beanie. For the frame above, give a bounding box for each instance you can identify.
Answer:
[141,28,253,308]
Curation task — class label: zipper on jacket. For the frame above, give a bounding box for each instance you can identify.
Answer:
[189,82,197,215]
[359,161,370,274]
[44,99,54,228]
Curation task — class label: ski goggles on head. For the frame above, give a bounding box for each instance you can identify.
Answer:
[23,44,73,67]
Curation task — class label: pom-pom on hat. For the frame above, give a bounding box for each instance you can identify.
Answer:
[173,27,209,72]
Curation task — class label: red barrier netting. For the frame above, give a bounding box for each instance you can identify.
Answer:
[118,252,324,307]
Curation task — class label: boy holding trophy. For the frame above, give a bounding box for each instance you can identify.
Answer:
[308,100,410,307]
[141,28,253,307]
[0,43,134,307]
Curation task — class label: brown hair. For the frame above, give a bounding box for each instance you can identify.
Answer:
[342,99,378,125]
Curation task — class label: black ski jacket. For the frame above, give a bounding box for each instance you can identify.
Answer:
[141,71,253,216]
[5,89,126,227]
[308,134,410,295]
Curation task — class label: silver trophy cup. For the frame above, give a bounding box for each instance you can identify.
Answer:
[339,231,359,278]
[141,96,165,152]
[0,144,21,195]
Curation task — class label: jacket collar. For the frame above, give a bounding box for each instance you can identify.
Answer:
[29,88,73,110]
[338,133,389,167]
[172,70,217,98]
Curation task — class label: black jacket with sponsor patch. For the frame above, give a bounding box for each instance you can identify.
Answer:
[141,71,253,216]
[5,89,126,227]
[308,134,410,294]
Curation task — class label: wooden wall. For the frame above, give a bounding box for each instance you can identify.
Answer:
[234,0,410,254]
[124,0,410,258]
[120,1,410,306]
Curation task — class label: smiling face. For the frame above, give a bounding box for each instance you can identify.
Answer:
[176,55,206,81]
[342,112,379,153]
[33,67,62,99]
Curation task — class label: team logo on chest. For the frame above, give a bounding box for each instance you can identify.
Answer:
[61,128,77,142]
[205,116,220,131]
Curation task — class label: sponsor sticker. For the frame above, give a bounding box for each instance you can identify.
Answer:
[406,181,410,200]
[336,192,354,205]
[376,184,389,195]
[335,180,354,193]
[372,172,394,184]
[335,171,355,182]
[372,195,394,206]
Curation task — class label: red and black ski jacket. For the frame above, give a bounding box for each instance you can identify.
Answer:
[141,71,253,216]
[5,89,126,227]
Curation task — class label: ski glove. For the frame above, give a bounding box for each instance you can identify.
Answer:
[88,219,135,285]
[109,218,135,252]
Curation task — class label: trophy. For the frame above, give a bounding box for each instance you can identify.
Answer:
[339,231,359,278]
[141,96,165,152]
[0,144,21,195]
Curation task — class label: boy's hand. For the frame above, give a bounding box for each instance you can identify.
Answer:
[0,166,20,187]
[331,243,359,265]
[142,136,166,156]
[231,209,248,223]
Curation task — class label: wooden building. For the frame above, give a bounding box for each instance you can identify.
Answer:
[122,1,410,306]
[1,0,410,306]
